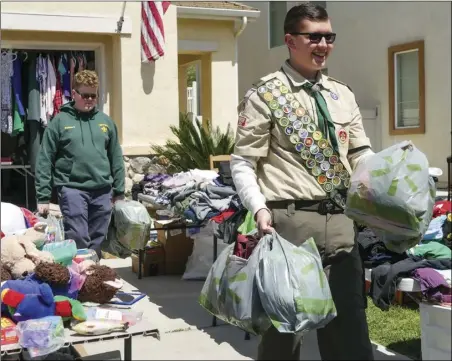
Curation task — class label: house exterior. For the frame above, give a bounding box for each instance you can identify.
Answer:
[1,1,260,157]
[238,1,451,184]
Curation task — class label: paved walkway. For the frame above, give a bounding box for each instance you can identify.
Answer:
[80,258,411,360]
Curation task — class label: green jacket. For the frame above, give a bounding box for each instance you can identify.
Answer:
[35,102,125,202]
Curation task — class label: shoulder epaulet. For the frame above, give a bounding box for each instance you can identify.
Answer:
[327,76,353,92]
[254,73,278,88]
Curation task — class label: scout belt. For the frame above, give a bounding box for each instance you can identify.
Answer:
[256,77,350,209]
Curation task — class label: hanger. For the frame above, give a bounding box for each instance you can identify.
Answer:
[1,49,17,63]
[21,51,28,62]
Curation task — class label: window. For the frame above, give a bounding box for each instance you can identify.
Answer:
[388,41,425,135]
[269,1,287,48]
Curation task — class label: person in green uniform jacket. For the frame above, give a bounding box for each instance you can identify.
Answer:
[35,70,125,258]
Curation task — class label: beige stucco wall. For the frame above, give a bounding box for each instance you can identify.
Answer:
[238,1,451,182]
[178,19,239,133]
[326,1,451,182]
[2,1,179,156]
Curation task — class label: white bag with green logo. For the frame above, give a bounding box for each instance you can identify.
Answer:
[256,233,336,334]
[345,141,435,253]
[198,241,271,335]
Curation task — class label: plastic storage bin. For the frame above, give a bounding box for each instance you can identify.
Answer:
[420,302,452,360]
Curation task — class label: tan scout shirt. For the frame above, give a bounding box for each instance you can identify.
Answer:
[234,60,371,202]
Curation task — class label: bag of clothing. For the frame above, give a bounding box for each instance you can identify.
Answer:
[345,141,435,253]
[198,240,271,335]
[113,200,152,250]
[256,233,336,333]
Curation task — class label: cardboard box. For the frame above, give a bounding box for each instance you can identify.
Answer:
[1,317,18,346]
[154,219,194,275]
[131,247,165,277]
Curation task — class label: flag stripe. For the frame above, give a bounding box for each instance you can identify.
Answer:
[141,1,170,63]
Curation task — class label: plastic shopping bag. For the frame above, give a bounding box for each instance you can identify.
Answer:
[113,200,152,249]
[198,242,271,335]
[43,214,65,244]
[345,141,435,253]
[256,233,336,334]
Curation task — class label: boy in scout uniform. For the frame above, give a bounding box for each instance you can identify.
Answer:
[231,3,375,361]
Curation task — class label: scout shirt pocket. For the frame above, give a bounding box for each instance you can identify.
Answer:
[329,109,353,166]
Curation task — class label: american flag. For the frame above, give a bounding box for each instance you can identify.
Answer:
[141,1,171,63]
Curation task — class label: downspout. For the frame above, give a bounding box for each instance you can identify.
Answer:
[116,1,127,33]
[234,17,248,102]
[234,16,248,38]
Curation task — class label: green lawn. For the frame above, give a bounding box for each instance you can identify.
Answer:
[366,297,421,360]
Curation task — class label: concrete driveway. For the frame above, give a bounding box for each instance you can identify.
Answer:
[80,258,411,360]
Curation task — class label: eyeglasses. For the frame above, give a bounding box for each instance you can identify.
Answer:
[75,89,97,100]
[290,32,337,44]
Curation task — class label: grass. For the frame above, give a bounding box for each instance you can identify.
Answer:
[366,296,421,360]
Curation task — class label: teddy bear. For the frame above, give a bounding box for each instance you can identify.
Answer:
[1,264,12,282]
[1,228,54,279]
[30,260,123,304]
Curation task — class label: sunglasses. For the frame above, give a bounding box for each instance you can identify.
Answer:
[75,89,97,100]
[290,32,337,44]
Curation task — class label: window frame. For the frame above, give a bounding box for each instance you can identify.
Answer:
[268,1,288,49]
[388,40,425,136]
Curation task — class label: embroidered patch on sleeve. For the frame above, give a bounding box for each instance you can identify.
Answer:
[238,114,248,127]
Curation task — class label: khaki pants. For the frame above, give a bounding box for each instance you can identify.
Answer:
[257,207,374,361]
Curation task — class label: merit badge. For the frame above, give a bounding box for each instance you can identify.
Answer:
[334,163,344,172]
[330,91,339,100]
[324,182,333,192]
[295,143,304,152]
[315,153,325,163]
[301,115,311,124]
[282,105,292,114]
[280,85,289,94]
[318,139,328,149]
[310,144,319,155]
[312,166,321,177]
[306,159,316,169]
[290,134,299,144]
[290,100,300,109]
[279,117,289,127]
[298,129,308,139]
[269,100,279,109]
[285,93,295,101]
[326,169,335,179]
[295,107,306,117]
[329,155,339,165]
[320,161,330,171]
[278,96,287,105]
[307,123,316,133]
[238,115,247,127]
[273,79,282,87]
[258,86,267,94]
[301,149,311,160]
[332,176,341,187]
[272,88,281,97]
[304,137,314,147]
[266,82,276,90]
[293,120,302,130]
[288,113,298,122]
[285,126,294,135]
[317,175,327,185]
[323,147,333,157]
[313,131,322,141]
[338,128,347,143]
[274,109,284,118]
[263,92,273,101]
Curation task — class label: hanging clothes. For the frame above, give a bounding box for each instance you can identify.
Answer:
[1,51,14,134]
[37,54,56,125]
[52,55,63,116]
[11,55,25,136]
[58,53,71,101]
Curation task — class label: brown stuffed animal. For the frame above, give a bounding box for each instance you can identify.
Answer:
[1,264,12,282]
[34,262,71,286]
[78,264,123,304]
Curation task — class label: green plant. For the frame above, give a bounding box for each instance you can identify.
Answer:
[150,112,235,173]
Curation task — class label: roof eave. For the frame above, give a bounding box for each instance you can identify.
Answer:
[176,6,260,21]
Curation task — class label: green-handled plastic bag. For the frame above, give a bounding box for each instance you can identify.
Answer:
[256,233,336,334]
[345,141,435,253]
[198,241,271,335]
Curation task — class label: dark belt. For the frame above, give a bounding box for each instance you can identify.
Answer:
[266,199,344,215]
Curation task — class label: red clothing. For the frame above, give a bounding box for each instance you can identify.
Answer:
[211,209,235,223]
[433,200,451,218]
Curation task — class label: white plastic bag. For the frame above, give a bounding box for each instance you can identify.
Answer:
[182,221,229,280]
[114,200,152,249]
[256,233,336,334]
[0,202,26,235]
[345,141,435,253]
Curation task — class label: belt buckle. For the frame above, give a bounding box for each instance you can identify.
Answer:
[318,199,334,215]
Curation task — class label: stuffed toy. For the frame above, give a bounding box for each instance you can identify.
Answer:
[0,280,86,323]
[1,264,12,282]
[30,261,123,304]
[77,261,123,304]
[1,228,54,279]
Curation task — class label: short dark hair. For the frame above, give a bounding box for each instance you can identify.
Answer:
[284,2,329,35]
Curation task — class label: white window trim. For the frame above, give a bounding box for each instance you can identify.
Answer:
[1,11,132,35]
[393,48,420,130]
[1,40,107,114]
